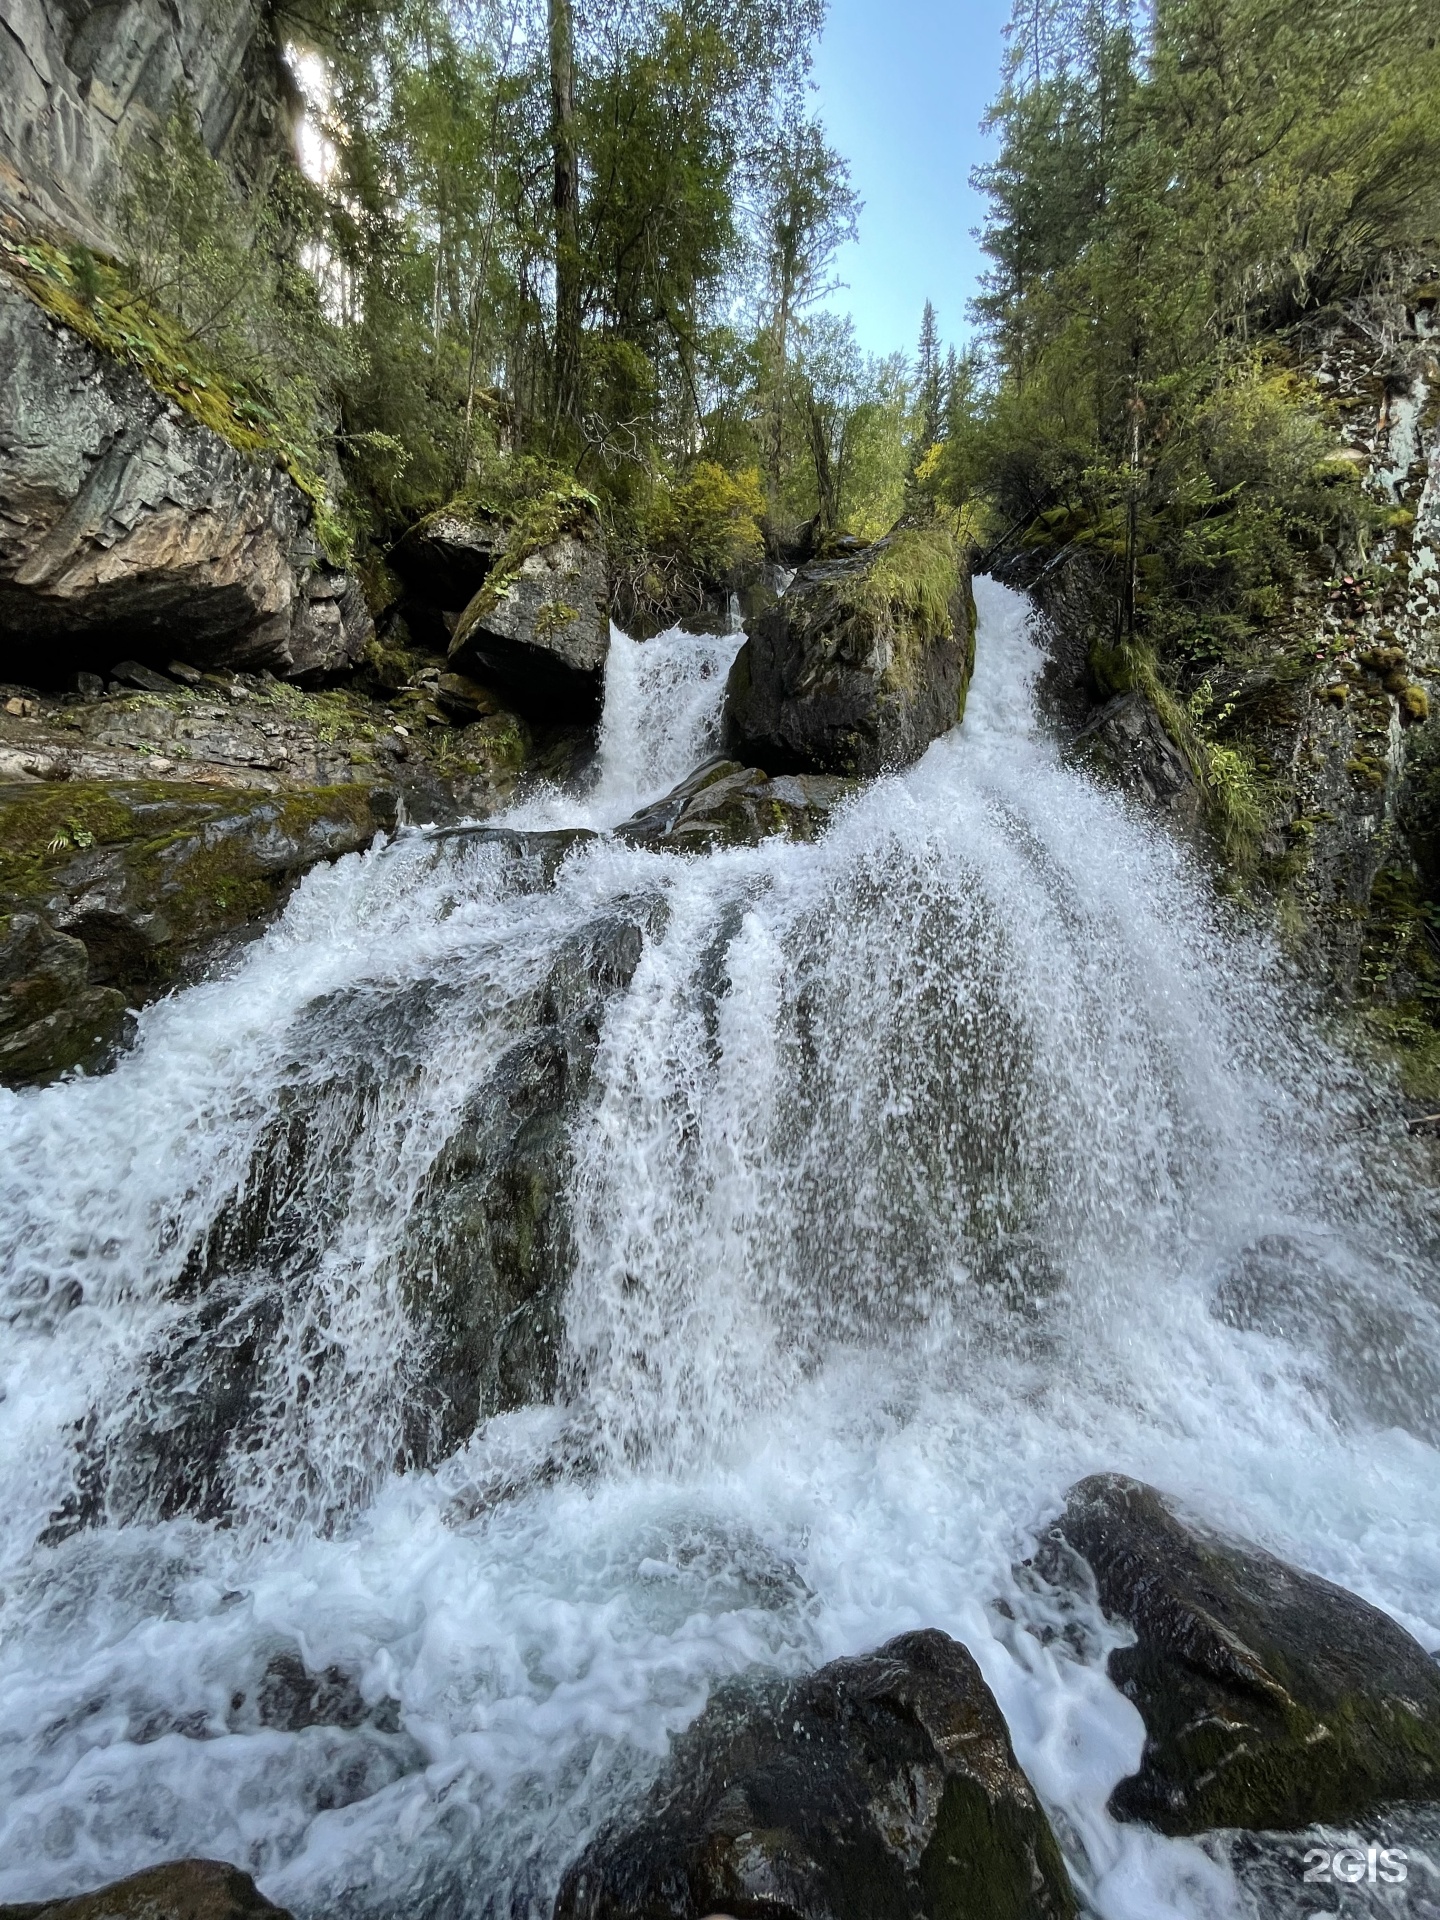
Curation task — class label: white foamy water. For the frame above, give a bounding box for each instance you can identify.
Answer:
[1,585,1438,1919]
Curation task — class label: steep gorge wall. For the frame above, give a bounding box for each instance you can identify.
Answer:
[0,0,297,245]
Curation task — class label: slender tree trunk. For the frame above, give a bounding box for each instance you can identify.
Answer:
[549,0,581,433]
[805,384,837,532]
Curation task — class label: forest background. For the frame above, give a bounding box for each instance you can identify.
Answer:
[44,0,1440,886]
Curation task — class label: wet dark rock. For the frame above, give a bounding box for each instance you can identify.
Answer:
[423,824,599,888]
[111,662,178,694]
[254,1650,371,1732]
[723,529,976,777]
[1069,693,1202,829]
[1044,1474,1440,1833]
[0,1859,290,1920]
[0,909,127,1085]
[449,513,609,720]
[0,283,371,686]
[616,756,855,850]
[554,1627,1076,1920]
[408,907,653,1451]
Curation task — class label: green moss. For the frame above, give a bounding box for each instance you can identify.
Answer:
[447,476,600,624]
[533,601,580,643]
[858,526,963,637]
[0,780,381,983]
[1346,753,1387,791]
[0,235,350,562]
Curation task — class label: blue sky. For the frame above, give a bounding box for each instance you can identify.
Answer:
[809,0,1013,361]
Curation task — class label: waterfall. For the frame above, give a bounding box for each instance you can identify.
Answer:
[1,584,1437,1920]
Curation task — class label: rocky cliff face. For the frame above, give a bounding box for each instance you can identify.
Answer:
[0,0,296,247]
[0,281,371,684]
[1025,279,1440,1107]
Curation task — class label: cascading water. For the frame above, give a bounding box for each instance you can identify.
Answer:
[2,588,1438,1919]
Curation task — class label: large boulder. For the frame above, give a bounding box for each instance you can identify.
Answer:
[615,756,854,851]
[389,505,509,646]
[554,1628,1076,1920]
[448,507,609,720]
[404,903,652,1452]
[0,281,371,684]
[48,879,652,1528]
[0,1859,290,1920]
[1044,1474,1440,1833]
[0,778,394,1085]
[723,525,976,777]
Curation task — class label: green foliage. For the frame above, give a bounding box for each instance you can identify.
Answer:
[944,0,1439,870]
[112,104,353,547]
[299,0,835,531]
[647,463,766,580]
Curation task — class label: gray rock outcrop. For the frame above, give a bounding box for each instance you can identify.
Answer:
[0,280,371,682]
[1043,1474,1440,1834]
[0,908,126,1082]
[554,1627,1077,1920]
[448,514,609,719]
[724,527,976,777]
[0,0,295,248]
[0,777,396,1086]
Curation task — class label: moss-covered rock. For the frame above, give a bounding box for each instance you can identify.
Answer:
[615,755,854,850]
[553,1628,1076,1920]
[0,1858,290,1920]
[1044,1474,1440,1834]
[448,502,609,721]
[0,911,127,1084]
[723,523,975,777]
[0,779,393,1084]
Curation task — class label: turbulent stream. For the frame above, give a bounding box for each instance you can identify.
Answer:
[2,581,1439,1918]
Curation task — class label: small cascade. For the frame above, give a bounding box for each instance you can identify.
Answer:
[0,585,1437,1920]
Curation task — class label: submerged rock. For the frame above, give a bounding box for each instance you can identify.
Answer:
[615,756,854,850]
[554,1627,1076,1920]
[1045,1474,1440,1833]
[407,906,653,1452]
[0,282,370,685]
[449,509,609,719]
[0,1860,291,1920]
[723,525,976,777]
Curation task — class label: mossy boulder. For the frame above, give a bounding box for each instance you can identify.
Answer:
[0,779,393,1085]
[554,1628,1075,1920]
[1044,1474,1440,1834]
[615,755,854,850]
[448,499,609,720]
[723,524,976,777]
[0,1860,290,1920]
